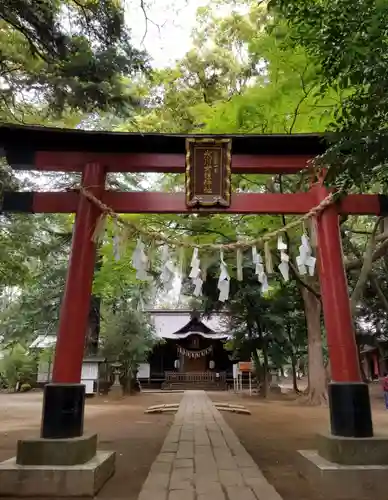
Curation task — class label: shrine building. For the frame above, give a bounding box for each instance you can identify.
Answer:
[139,310,233,390]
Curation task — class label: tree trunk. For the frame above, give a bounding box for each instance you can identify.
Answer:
[122,371,132,395]
[251,348,260,377]
[325,358,331,382]
[253,318,269,398]
[85,252,102,356]
[251,348,262,394]
[291,356,299,393]
[261,340,269,398]
[299,358,306,377]
[359,355,368,383]
[301,286,328,405]
[248,321,262,395]
[47,357,52,383]
[85,295,100,356]
[286,322,299,393]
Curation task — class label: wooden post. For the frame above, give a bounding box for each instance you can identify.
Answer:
[315,185,373,438]
[41,163,106,439]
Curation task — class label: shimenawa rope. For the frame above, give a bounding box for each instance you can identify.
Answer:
[76,186,335,251]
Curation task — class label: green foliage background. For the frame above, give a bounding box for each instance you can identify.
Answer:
[1,0,387,395]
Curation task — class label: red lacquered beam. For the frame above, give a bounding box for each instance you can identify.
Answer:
[4,191,315,214]
[34,152,313,174]
[103,191,316,214]
[232,155,313,174]
[338,194,381,215]
[32,192,79,213]
[4,191,383,216]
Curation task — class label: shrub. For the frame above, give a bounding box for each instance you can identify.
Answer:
[20,383,32,392]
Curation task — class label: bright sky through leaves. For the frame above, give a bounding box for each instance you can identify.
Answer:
[126,0,241,68]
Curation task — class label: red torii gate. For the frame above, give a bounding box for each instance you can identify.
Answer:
[1,124,382,441]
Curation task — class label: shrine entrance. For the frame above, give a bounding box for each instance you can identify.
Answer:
[1,124,384,490]
[179,335,211,374]
[183,355,206,373]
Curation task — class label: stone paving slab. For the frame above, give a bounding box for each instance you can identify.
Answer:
[137,391,283,500]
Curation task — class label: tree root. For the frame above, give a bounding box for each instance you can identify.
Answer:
[298,389,328,406]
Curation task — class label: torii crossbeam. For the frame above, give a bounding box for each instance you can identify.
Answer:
[0,124,382,442]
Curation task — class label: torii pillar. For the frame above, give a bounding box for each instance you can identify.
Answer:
[314,184,373,438]
[41,163,106,439]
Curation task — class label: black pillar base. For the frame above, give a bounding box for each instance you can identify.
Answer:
[329,382,373,438]
[41,383,85,439]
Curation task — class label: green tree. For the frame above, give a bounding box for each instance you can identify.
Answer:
[0,344,36,390]
[118,1,263,134]
[100,306,155,394]
[270,0,388,190]
[38,346,55,383]
[0,0,149,118]
[0,216,72,344]
[196,254,307,397]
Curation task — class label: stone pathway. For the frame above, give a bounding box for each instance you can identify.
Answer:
[138,391,283,500]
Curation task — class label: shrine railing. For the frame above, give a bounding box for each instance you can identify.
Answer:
[165,371,226,383]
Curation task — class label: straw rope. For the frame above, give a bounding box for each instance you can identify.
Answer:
[76,186,335,251]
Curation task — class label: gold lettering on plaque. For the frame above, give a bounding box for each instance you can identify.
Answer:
[185,137,232,208]
[203,150,213,194]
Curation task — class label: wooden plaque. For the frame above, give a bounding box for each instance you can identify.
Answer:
[185,138,232,207]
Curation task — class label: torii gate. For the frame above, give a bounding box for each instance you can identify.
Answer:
[1,124,382,442]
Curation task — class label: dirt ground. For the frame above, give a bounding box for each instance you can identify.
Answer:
[0,391,182,500]
[210,390,388,500]
[1,389,388,500]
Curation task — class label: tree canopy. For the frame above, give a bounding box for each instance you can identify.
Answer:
[0,0,149,119]
[270,0,388,190]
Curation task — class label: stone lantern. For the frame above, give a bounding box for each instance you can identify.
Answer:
[110,361,122,398]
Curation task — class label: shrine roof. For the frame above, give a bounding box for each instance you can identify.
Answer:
[28,335,105,361]
[0,123,326,156]
[148,310,228,340]
[29,334,56,349]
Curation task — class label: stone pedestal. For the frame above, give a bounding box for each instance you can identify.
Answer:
[109,383,123,399]
[110,364,123,399]
[0,451,115,497]
[268,373,281,394]
[297,434,388,499]
[269,384,282,394]
[17,434,98,466]
[317,433,388,465]
[0,384,115,496]
[0,433,115,496]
